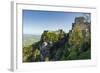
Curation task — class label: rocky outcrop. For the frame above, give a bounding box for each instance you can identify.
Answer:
[23,16,91,62]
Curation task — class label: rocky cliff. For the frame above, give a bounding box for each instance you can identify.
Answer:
[23,16,91,62]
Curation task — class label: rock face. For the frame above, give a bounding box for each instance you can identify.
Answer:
[72,17,90,34]
[39,29,66,61]
[70,17,90,48]
[23,16,91,62]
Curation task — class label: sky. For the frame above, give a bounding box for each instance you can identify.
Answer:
[23,10,90,35]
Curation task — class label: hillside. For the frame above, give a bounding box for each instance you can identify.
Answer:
[23,16,91,62]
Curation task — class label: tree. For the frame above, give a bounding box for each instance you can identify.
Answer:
[69,25,83,49]
[67,50,78,60]
[41,31,59,43]
[69,26,84,55]
[23,45,32,62]
[33,49,40,58]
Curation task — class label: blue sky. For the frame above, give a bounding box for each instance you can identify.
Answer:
[23,10,90,35]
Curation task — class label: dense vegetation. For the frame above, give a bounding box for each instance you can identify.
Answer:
[23,16,91,62]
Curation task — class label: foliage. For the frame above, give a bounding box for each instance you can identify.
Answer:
[69,25,83,49]
[33,48,40,58]
[67,51,78,60]
[23,16,91,62]
[78,49,91,59]
[41,29,66,43]
[23,45,32,62]
[41,31,58,43]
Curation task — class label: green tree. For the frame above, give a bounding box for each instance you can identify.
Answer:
[41,31,59,43]
[33,48,40,58]
[69,25,83,49]
[23,45,32,62]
